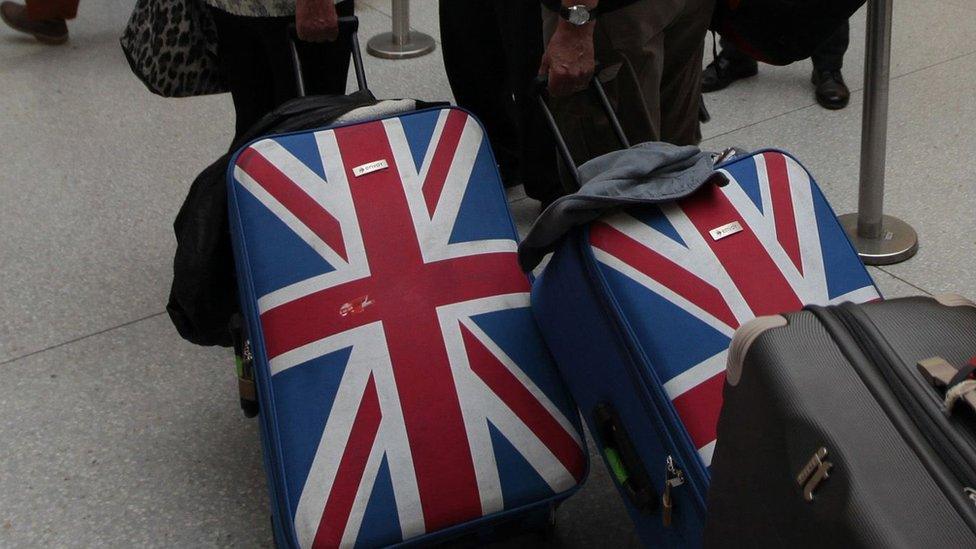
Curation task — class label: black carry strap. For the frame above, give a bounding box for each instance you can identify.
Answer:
[288,16,369,98]
[532,73,630,190]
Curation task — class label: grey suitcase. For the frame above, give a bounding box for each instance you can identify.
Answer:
[704,295,976,548]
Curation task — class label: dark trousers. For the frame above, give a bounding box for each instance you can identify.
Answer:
[25,0,79,20]
[209,3,355,142]
[439,0,561,202]
[721,20,850,72]
[541,0,713,173]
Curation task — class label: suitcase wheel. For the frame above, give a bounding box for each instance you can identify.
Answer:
[240,397,259,418]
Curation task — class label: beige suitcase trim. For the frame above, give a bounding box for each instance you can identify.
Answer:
[726,315,788,387]
[933,294,976,308]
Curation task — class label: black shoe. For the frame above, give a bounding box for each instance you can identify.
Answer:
[702,53,759,93]
[812,69,850,110]
[0,1,68,44]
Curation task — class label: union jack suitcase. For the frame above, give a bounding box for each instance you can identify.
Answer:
[226,104,589,548]
[530,81,879,547]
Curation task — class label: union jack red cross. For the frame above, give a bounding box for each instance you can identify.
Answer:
[589,151,879,466]
[231,108,586,548]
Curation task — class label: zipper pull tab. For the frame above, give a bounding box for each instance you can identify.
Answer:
[243,339,253,364]
[662,481,673,527]
[662,456,685,527]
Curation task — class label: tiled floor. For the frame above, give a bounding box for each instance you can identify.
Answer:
[1,1,973,547]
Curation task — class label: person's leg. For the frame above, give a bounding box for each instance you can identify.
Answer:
[24,0,77,20]
[209,8,278,142]
[293,0,355,97]
[440,0,521,186]
[494,0,561,202]
[660,0,714,144]
[717,36,751,63]
[702,30,759,93]
[811,20,850,72]
[810,20,850,110]
[589,0,665,144]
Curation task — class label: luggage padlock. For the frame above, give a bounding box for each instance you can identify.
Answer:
[662,455,685,527]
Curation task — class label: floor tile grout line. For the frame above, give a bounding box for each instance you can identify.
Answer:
[0,311,167,367]
[703,48,976,145]
[874,266,935,297]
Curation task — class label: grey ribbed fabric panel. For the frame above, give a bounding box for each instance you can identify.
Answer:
[705,297,976,548]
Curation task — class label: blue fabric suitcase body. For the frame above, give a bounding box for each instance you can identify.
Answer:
[227,104,588,547]
[531,147,880,546]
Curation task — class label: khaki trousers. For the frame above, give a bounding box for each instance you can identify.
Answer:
[543,0,712,168]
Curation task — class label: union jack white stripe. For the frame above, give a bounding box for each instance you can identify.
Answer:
[590,151,878,466]
[231,108,585,548]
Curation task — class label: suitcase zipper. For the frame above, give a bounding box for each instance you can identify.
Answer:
[833,304,976,485]
[812,305,976,530]
[662,455,685,527]
[578,235,708,524]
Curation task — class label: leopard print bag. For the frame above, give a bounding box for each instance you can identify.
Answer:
[120,0,227,97]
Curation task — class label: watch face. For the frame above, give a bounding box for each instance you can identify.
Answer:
[567,5,591,25]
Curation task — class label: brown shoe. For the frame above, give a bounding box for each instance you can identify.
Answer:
[0,1,68,45]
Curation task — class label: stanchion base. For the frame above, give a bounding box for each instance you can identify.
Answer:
[838,213,919,266]
[366,31,435,59]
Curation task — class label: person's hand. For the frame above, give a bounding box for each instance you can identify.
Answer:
[539,20,595,97]
[295,0,339,42]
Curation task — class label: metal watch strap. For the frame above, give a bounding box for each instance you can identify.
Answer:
[558,4,601,25]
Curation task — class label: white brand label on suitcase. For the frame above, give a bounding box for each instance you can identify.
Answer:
[709,221,744,241]
[353,159,389,177]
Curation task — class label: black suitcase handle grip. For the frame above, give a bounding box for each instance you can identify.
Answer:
[593,403,657,512]
[288,16,368,98]
[532,73,630,189]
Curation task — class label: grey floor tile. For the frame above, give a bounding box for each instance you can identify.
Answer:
[0,314,636,548]
[354,8,451,102]
[702,51,976,298]
[0,315,270,548]
[869,267,929,299]
[936,0,976,13]
[0,4,234,362]
[359,0,441,43]
[701,1,976,140]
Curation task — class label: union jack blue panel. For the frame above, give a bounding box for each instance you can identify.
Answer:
[588,151,879,467]
[228,108,586,548]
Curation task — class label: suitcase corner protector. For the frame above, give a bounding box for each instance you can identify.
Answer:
[933,293,976,309]
[727,315,788,387]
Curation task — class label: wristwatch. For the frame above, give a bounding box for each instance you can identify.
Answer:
[559,4,600,26]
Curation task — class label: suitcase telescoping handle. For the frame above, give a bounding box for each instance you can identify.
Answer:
[288,16,369,98]
[593,403,657,513]
[531,74,630,189]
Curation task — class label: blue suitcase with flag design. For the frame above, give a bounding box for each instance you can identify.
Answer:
[529,85,879,546]
[225,35,587,547]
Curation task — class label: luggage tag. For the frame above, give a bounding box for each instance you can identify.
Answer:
[917,356,976,413]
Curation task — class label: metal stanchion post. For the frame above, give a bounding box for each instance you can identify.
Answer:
[366,0,436,60]
[838,0,918,265]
